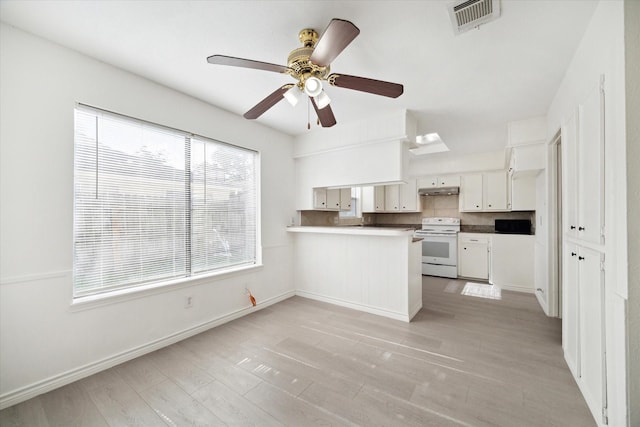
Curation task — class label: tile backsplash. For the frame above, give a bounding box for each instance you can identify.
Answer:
[300,194,535,232]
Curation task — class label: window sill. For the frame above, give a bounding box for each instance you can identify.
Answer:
[69,263,264,312]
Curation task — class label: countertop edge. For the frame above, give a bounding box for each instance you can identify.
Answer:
[286,226,415,237]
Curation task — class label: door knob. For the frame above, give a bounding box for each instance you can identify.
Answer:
[578,226,585,231]
[570,225,576,230]
[571,252,577,256]
[578,256,585,261]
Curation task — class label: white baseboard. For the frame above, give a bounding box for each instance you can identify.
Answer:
[0,290,295,410]
[295,290,411,322]
[500,284,535,294]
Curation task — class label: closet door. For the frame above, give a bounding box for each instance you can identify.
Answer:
[562,112,579,238]
[563,243,580,378]
[578,246,604,414]
[577,80,604,245]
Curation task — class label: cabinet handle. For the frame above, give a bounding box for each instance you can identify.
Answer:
[476,205,480,208]
[578,226,585,231]
[570,225,576,230]
[578,256,585,261]
[463,247,467,250]
[571,252,577,256]
[470,239,478,242]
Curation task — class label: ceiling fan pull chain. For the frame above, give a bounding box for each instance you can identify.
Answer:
[307,97,311,130]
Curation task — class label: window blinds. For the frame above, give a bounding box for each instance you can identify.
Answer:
[73,106,258,297]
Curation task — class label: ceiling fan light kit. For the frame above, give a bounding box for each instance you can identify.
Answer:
[315,90,331,109]
[283,85,303,106]
[207,18,404,128]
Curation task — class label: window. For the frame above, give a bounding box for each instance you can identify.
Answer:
[73,106,258,298]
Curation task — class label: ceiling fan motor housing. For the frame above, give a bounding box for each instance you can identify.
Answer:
[288,29,330,88]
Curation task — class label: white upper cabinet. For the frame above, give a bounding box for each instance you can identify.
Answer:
[312,188,351,211]
[460,174,483,211]
[417,175,460,189]
[460,171,508,212]
[339,188,352,211]
[362,179,420,213]
[484,171,508,211]
[374,185,386,212]
[399,179,419,211]
[384,185,400,211]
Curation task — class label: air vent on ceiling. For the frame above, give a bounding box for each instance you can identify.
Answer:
[448,0,501,35]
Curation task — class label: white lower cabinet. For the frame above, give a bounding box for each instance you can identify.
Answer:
[458,233,535,292]
[458,233,489,280]
[564,242,605,420]
[490,234,535,292]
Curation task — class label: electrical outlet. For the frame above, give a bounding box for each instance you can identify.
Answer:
[184,296,193,309]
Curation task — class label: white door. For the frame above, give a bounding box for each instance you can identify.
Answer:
[578,246,604,415]
[563,242,580,378]
[577,80,604,245]
[563,112,579,238]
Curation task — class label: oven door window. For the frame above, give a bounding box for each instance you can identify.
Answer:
[423,241,451,258]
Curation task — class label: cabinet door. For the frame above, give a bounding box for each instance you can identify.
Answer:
[326,189,341,210]
[384,185,400,211]
[374,186,386,212]
[459,242,488,279]
[563,243,580,378]
[399,179,418,211]
[313,188,327,210]
[339,188,352,211]
[577,246,604,414]
[461,174,483,211]
[577,82,604,245]
[361,186,375,213]
[511,176,536,211]
[439,175,460,187]
[418,176,438,188]
[484,171,508,210]
[563,111,579,237]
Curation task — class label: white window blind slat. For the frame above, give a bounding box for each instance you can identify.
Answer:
[73,106,257,297]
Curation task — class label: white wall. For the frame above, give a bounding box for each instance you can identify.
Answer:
[0,23,296,407]
[545,1,629,425]
[409,149,507,178]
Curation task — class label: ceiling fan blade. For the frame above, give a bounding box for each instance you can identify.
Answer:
[310,97,337,127]
[244,85,293,119]
[309,19,360,67]
[328,74,404,98]
[207,55,291,74]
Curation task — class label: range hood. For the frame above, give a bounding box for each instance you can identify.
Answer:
[418,186,460,196]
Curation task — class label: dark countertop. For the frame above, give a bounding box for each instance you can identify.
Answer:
[460,225,495,233]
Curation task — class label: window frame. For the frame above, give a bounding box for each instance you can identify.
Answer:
[71,104,262,307]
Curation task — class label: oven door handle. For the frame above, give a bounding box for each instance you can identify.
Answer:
[415,233,458,237]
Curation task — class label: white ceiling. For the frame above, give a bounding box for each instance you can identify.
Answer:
[0,0,598,153]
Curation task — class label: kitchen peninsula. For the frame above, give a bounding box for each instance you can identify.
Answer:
[287,226,422,322]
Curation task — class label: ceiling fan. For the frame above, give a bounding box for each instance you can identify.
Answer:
[207,18,404,128]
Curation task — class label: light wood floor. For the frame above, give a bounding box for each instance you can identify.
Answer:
[0,276,595,426]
